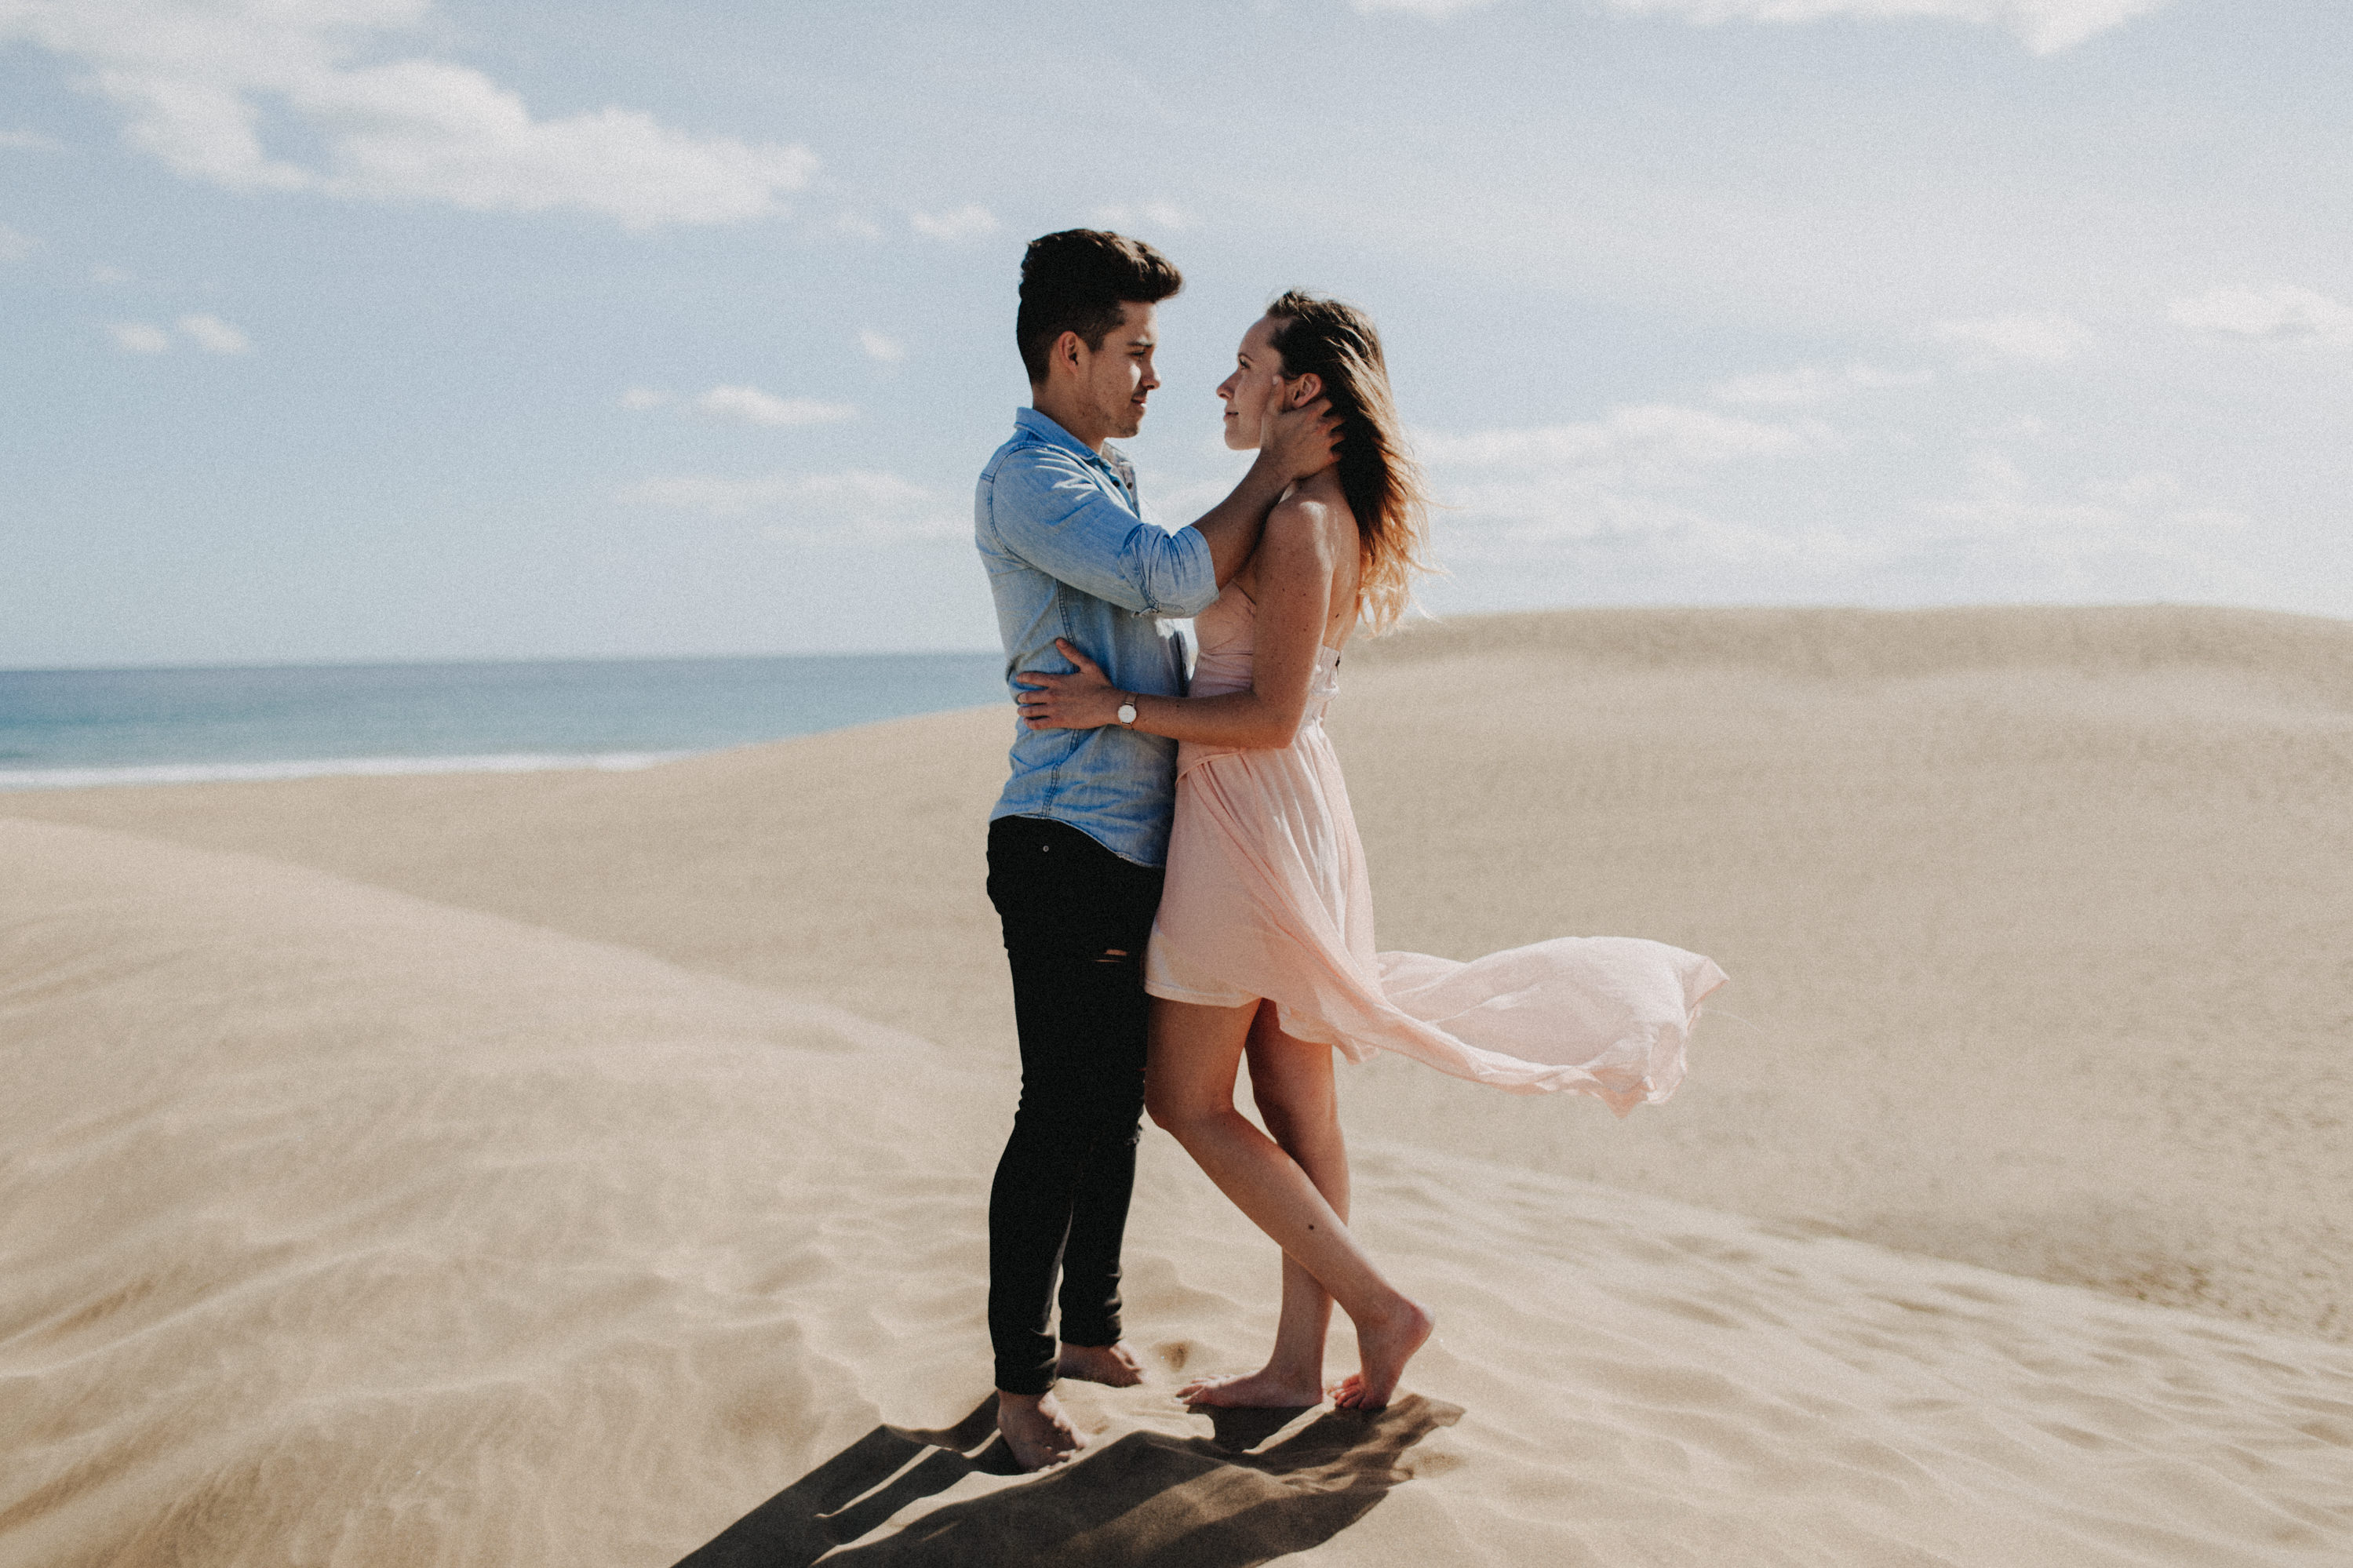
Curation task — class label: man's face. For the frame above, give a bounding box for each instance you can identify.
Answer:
[1076,300,1160,440]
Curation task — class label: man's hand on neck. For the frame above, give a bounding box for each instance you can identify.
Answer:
[1186,397,1342,586]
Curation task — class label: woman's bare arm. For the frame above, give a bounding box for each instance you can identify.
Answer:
[1017,497,1340,750]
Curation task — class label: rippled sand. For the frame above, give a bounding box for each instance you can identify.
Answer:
[6,606,2351,1563]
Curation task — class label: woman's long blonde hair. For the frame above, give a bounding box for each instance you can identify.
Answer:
[1264,290,1437,635]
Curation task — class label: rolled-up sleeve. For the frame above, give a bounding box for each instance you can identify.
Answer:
[989,447,1217,617]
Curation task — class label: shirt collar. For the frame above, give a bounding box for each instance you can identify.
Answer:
[1014,407,1132,487]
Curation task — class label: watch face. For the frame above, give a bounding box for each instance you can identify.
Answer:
[1118,702,1138,725]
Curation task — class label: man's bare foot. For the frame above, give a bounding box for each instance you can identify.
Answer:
[1057,1341,1145,1388]
[996,1389,1082,1472]
[1178,1366,1324,1409]
[1331,1298,1433,1412]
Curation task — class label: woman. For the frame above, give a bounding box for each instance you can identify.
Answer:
[1015,293,1725,1412]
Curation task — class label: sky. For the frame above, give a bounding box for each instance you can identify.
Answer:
[2,0,2348,668]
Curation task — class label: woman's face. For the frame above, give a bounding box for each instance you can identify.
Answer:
[1215,316,1290,452]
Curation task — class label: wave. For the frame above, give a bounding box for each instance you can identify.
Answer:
[0,751,698,791]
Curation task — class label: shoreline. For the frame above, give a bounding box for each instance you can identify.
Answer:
[0,749,699,792]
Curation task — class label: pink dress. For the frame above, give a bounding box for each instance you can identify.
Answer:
[1143,584,1725,1115]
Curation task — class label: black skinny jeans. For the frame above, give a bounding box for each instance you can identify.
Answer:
[984,814,1164,1397]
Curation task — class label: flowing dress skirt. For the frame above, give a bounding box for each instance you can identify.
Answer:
[1144,642,1723,1117]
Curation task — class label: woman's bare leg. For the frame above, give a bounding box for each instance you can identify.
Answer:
[1179,1002,1352,1406]
[1148,996,1432,1410]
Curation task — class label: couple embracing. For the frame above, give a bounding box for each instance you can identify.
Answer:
[974,229,1725,1471]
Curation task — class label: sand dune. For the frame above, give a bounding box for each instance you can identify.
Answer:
[5,817,2350,1565]
[0,820,985,1566]
[6,605,2353,1563]
[15,605,2351,1337]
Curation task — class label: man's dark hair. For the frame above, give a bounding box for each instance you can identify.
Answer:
[1017,230,1183,385]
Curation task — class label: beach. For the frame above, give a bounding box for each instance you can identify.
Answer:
[5,604,2351,1564]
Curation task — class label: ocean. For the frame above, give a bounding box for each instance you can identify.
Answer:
[0,653,1008,791]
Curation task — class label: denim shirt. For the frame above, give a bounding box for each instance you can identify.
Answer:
[976,408,1219,866]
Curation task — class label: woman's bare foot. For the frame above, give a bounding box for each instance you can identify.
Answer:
[1178,1366,1325,1409]
[1056,1341,1145,1387]
[996,1390,1082,1472]
[1331,1298,1433,1412]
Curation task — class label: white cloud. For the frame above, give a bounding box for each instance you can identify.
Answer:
[693,385,856,427]
[1709,361,1932,405]
[909,204,998,242]
[1089,199,1194,231]
[1934,451,2234,534]
[1407,400,2267,603]
[621,384,857,424]
[1137,472,1248,529]
[107,321,171,353]
[1597,0,2163,54]
[177,311,250,352]
[1931,312,2092,363]
[0,224,34,260]
[1352,0,1498,15]
[617,469,963,540]
[0,129,64,150]
[1914,450,2253,588]
[858,330,906,364]
[91,263,134,283]
[1418,402,1828,475]
[2166,286,2353,348]
[1412,402,1834,545]
[0,0,815,228]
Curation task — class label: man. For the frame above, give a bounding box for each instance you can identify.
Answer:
[974,229,1336,1470]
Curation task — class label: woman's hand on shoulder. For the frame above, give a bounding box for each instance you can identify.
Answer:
[1014,638,1124,731]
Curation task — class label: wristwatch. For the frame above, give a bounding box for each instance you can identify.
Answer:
[1116,695,1138,728]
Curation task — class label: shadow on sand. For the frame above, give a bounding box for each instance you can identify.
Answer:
[676,1393,1463,1567]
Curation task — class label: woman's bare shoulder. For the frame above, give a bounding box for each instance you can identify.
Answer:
[1266,486,1351,552]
